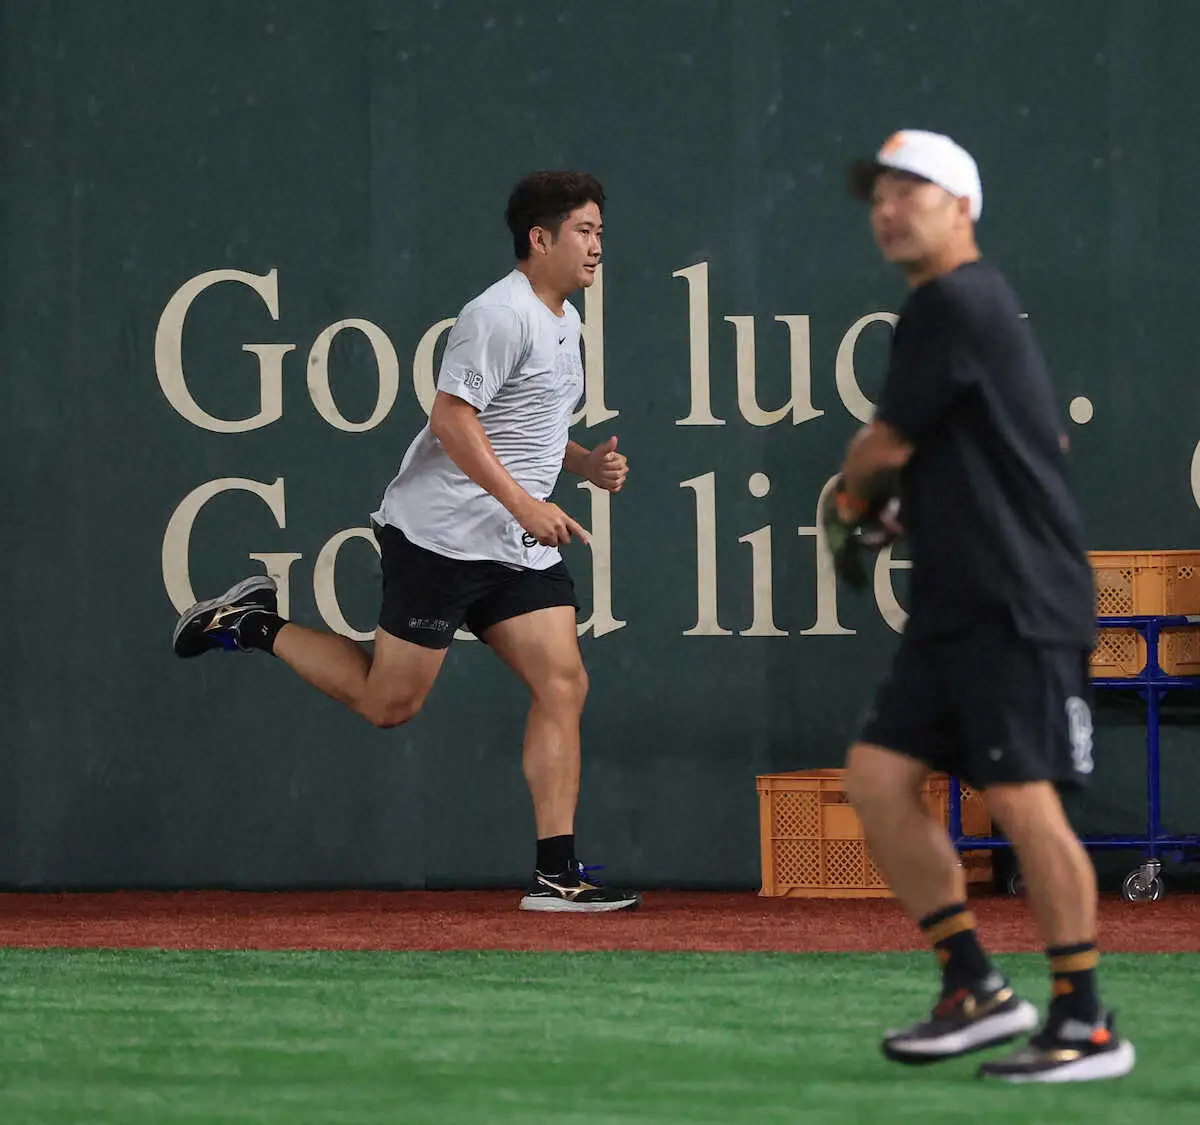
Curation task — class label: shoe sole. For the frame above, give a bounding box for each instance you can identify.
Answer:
[883,1000,1040,1064]
[518,896,641,913]
[983,1040,1136,1083]
[171,575,278,653]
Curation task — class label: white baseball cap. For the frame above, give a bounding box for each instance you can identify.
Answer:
[848,130,983,220]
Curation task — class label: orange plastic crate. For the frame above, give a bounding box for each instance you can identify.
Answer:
[1089,550,1200,677]
[756,769,992,898]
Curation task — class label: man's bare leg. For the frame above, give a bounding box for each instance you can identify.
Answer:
[844,742,963,917]
[483,605,639,912]
[484,606,586,842]
[274,624,446,728]
[977,781,1135,1081]
[172,575,446,727]
[984,782,1096,948]
[845,741,1037,1063]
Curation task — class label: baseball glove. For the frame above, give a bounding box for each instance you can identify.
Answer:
[820,469,903,591]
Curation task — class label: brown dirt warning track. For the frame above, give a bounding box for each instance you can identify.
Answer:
[0,891,1195,952]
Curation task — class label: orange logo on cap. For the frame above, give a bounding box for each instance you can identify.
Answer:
[881,132,907,155]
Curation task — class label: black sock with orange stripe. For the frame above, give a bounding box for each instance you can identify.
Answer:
[919,903,996,991]
[1047,942,1102,1024]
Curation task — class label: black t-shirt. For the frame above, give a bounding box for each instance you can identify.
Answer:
[875,260,1095,647]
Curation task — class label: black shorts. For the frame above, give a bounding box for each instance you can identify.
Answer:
[858,623,1095,790]
[373,522,579,649]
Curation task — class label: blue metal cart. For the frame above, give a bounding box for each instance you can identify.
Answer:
[949,614,1200,902]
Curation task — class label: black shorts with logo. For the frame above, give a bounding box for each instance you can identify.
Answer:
[373,522,579,649]
[857,622,1095,790]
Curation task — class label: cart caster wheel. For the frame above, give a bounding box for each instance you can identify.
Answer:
[1006,872,1024,896]
[1122,870,1165,902]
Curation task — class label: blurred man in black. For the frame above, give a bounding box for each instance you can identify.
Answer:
[829,129,1133,1083]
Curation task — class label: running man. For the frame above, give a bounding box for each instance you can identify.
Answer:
[173,171,640,913]
[827,130,1133,1081]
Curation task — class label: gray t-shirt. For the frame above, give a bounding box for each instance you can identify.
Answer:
[373,270,584,569]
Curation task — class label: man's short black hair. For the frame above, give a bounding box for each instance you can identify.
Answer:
[505,171,605,259]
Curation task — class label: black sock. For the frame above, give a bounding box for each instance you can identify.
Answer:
[238,611,287,655]
[536,835,575,877]
[919,903,996,989]
[1047,942,1102,1023]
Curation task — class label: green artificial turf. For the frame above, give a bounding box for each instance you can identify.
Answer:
[0,950,1193,1124]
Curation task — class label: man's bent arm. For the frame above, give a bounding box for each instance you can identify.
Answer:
[429,391,536,518]
[841,421,913,498]
[562,440,591,477]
